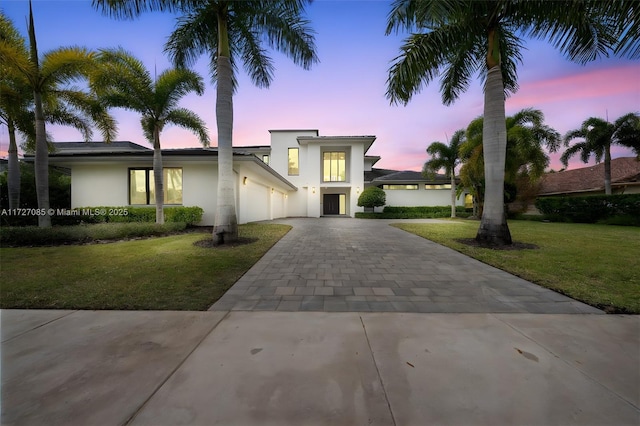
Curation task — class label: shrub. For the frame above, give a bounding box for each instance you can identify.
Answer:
[45,206,204,226]
[535,194,640,224]
[0,222,187,247]
[357,187,386,208]
[356,205,471,219]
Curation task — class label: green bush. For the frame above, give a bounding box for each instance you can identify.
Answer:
[49,206,204,226]
[535,194,640,225]
[357,187,386,208]
[356,205,471,219]
[0,163,71,226]
[0,222,187,247]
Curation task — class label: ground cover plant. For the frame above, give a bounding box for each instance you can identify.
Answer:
[0,223,291,310]
[393,220,639,314]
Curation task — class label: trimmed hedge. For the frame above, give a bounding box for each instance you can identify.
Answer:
[0,222,187,247]
[535,194,640,225]
[2,206,204,227]
[356,205,471,219]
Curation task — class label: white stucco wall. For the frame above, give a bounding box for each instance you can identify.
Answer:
[71,164,130,207]
[180,162,218,226]
[383,186,465,207]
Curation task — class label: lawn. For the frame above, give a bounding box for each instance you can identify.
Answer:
[0,223,291,311]
[393,220,640,313]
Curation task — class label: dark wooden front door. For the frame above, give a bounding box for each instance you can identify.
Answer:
[323,194,340,215]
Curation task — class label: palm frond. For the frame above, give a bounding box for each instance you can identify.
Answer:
[40,47,96,89]
[242,0,318,71]
[91,0,182,20]
[165,107,210,147]
[154,68,205,113]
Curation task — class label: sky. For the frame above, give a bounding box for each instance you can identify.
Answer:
[1,0,639,172]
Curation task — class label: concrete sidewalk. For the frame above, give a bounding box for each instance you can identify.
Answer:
[2,310,638,425]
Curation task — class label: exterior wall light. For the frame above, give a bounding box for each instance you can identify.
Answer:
[271,188,275,194]
[312,187,316,194]
[243,176,248,185]
[356,186,360,194]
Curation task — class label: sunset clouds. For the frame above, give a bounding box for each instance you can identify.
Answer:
[2,1,638,172]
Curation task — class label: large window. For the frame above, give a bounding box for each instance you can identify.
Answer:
[129,168,183,205]
[323,151,346,182]
[288,148,299,175]
[382,184,418,190]
[425,184,451,190]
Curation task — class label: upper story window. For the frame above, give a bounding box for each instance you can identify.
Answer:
[129,167,183,205]
[323,151,346,182]
[381,184,418,190]
[262,154,270,165]
[288,148,299,175]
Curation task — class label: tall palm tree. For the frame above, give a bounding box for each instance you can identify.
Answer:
[0,3,115,227]
[93,0,318,243]
[92,48,209,224]
[561,113,640,195]
[459,108,560,215]
[386,0,626,245]
[423,129,464,218]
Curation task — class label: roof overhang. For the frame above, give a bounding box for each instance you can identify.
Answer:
[296,135,377,154]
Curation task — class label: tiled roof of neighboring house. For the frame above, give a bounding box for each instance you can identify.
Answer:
[539,157,640,195]
[371,170,449,184]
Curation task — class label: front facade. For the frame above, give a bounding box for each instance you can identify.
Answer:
[46,130,467,225]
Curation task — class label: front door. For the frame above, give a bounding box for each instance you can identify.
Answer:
[323,194,340,215]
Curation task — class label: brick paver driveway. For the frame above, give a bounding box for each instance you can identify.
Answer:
[210,218,602,313]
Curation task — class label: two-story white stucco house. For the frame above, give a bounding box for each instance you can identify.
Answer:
[46,129,466,225]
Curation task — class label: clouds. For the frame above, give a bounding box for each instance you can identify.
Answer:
[1,0,638,173]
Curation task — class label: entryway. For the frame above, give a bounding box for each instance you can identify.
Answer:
[323,194,346,215]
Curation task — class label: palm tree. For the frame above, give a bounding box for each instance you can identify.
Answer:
[93,0,318,243]
[93,48,209,224]
[423,129,464,218]
[458,108,560,215]
[561,113,640,195]
[386,0,627,245]
[0,3,115,226]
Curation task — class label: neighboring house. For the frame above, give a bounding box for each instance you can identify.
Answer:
[44,129,469,225]
[538,157,640,197]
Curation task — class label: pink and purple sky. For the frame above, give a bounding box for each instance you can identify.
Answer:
[1,0,639,172]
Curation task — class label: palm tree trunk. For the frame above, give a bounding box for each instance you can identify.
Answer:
[213,8,238,244]
[153,127,164,224]
[7,119,21,209]
[29,2,51,227]
[476,65,512,245]
[450,170,456,218]
[604,144,612,195]
[34,90,51,227]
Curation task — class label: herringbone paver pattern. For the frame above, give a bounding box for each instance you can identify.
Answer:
[210,218,602,313]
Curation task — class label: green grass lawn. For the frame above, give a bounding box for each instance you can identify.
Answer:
[0,223,291,311]
[393,220,640,314]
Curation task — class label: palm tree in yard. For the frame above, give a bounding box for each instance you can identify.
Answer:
[561,113,640,195]
[423,129,464,218]
[386,0,630,245]
[93,0,318,243]
[93,48,209,224]
[459,108,560,215]
[0,3,115,227]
